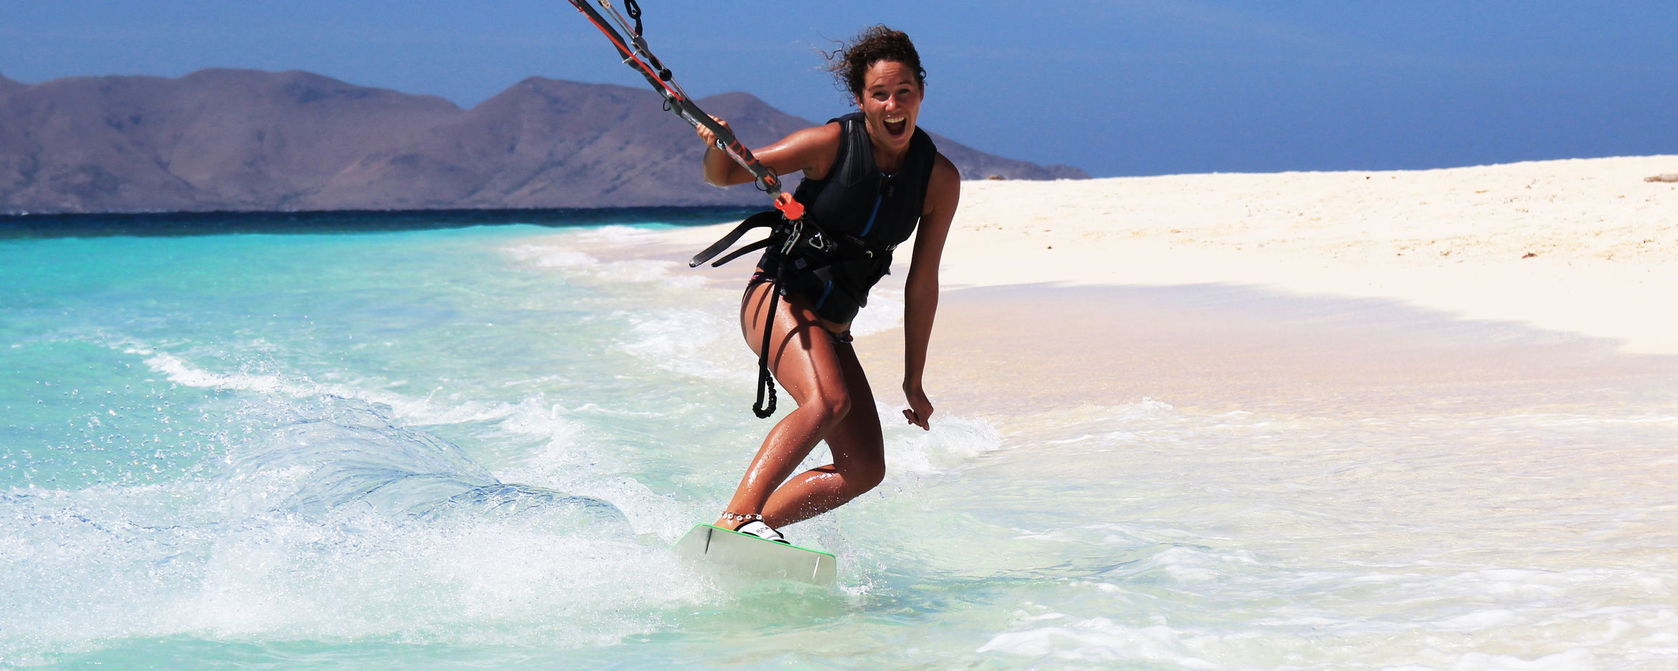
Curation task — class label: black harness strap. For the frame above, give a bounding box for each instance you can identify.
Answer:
[751,268,782,418]
[689,214,787,418]
[689,211,780,268]
[687,210,801,418]
[710,239,774,268]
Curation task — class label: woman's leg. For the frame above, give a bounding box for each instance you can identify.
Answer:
[759,339,885,527]
[714,282,856,529]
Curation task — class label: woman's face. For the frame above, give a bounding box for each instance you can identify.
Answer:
[855,59,923,157]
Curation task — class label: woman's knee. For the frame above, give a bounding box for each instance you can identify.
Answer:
[804,389,853,429]
[837,433,886,496]
[849,460,885,495]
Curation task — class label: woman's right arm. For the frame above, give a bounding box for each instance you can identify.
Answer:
[699,117,840,187]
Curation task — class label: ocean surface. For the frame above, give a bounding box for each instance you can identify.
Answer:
[3,211,1676,670]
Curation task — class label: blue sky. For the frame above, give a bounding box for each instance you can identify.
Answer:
[3,1,1675,177]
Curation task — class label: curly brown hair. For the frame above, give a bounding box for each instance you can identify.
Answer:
[827,25,926,102]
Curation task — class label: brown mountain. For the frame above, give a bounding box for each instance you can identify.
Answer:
[0,69,1086,215]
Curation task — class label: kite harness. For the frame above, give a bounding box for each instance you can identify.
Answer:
[564,0,817,418]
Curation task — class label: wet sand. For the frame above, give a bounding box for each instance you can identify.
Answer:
[880,283,1678,420]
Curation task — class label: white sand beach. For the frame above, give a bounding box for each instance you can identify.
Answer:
[661,155,1677,356]
[602,155,1678,420]
[947,156,1678,355]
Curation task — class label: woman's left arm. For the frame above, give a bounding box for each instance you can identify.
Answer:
[901,154,961,430]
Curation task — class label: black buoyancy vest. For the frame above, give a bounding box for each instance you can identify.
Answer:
[760,112,938,323]
[796,112,937,247]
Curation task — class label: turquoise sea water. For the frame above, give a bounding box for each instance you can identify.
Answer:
[4,212,1678,669]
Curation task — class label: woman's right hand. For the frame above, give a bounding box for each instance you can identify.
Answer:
[697,115,730,149]
[698,115,740,186]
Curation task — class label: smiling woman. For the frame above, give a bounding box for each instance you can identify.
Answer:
[694,25,961,544]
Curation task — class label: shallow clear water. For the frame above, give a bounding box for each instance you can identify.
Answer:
[3,214,1676,669]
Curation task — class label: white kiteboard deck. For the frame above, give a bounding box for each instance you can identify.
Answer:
[674,523,837,586]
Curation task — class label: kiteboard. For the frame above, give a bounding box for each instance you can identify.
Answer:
[674,524,837,586]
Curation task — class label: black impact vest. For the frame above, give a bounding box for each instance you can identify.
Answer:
[759,112,938,324]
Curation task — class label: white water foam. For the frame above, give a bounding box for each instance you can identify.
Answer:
[132,347,590,445]
[886,410,1005,476]
[616,308,747,382]
[4,487,714,657]
[506,237,707,290]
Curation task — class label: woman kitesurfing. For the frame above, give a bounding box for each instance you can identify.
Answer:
[563,2,958,545]
[693,27,960,542]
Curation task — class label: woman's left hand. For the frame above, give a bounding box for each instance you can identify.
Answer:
[902,384,933,431]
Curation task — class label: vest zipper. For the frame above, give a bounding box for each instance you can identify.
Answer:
[859,173,893,238]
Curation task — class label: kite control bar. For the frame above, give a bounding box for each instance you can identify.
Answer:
[562,0,804,222]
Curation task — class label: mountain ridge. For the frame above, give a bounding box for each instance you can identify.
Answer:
[0,69,1087,215]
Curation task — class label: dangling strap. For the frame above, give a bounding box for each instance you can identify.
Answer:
[752,268,782,418]
[749,218,812,419]
[685,211,782,418]
[691,210,816,419]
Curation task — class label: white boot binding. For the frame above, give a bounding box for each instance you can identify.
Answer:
[736,521,788,544]
[722,512,789,544]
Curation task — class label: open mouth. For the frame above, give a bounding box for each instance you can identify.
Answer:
[883,116,908,138]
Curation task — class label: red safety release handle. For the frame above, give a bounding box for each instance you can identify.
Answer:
[773,192,805,221]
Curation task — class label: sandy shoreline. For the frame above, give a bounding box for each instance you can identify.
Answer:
[652,155,1677,357]
[546,155,1678,422]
